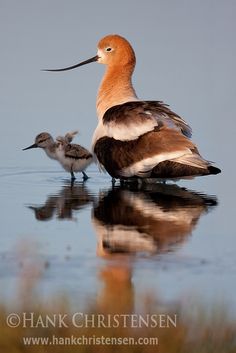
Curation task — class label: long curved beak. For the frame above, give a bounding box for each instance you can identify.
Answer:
[42,55,99,72]
[22,143,38,151]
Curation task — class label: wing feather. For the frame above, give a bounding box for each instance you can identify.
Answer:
[102,101,192,141]
[64,144,92,160]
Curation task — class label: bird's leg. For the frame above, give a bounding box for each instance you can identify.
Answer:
[82,171,89,181]
[71,170,76,181]
[120,178,125,186]
[137,178,144,189]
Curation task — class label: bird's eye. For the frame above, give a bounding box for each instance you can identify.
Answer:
[105,47,112,52]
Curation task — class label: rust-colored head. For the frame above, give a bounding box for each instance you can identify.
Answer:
[97,34,136,67]
[43,34,136,72]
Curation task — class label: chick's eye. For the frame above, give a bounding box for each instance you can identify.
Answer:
[105,47,112,52]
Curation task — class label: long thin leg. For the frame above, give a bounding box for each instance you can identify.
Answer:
[71,171,76,180]
[82,171,89,181]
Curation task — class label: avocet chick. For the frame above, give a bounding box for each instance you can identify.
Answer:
[56,134,93,181]
[22,132,58,159]
[22,130,78,157]
[22,131,78,155]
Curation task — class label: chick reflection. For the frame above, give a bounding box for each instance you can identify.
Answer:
[93,184,218,255]
[28,182,94,221]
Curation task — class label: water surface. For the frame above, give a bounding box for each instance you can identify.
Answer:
[0,165,235,313]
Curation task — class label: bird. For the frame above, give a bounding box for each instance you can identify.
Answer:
[44,34,221,181]
[22,132,59,160]
[56,134,93,181]
[23,131,93,180]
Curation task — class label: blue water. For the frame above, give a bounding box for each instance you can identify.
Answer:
[0,164,235,313]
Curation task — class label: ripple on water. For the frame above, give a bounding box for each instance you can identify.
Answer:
[0,166,107,188]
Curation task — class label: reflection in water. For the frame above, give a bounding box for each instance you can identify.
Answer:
[93,184,218,256]
[98,264,135,313]
[26,181,218,313]
[28,182,94,221]
[93,184,218,312]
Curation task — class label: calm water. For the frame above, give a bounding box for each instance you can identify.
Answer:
[0,165,235,313]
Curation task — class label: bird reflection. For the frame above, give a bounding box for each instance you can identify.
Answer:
[92,184,218,256]
[94,184,218,313]
[28,182,94,221]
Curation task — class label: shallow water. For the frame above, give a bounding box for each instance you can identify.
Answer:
[0,165,235,313]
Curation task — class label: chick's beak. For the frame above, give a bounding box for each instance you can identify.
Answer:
[22,143,38,151]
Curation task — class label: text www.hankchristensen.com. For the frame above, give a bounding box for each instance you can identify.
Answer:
[23,335,158,346]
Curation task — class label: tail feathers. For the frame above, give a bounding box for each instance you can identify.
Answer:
[172,153,221,176]
[172,153,210,170]
[208,165,221,175]
[151,158,221,179]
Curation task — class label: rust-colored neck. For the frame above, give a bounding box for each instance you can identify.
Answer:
[96,63,138,119]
